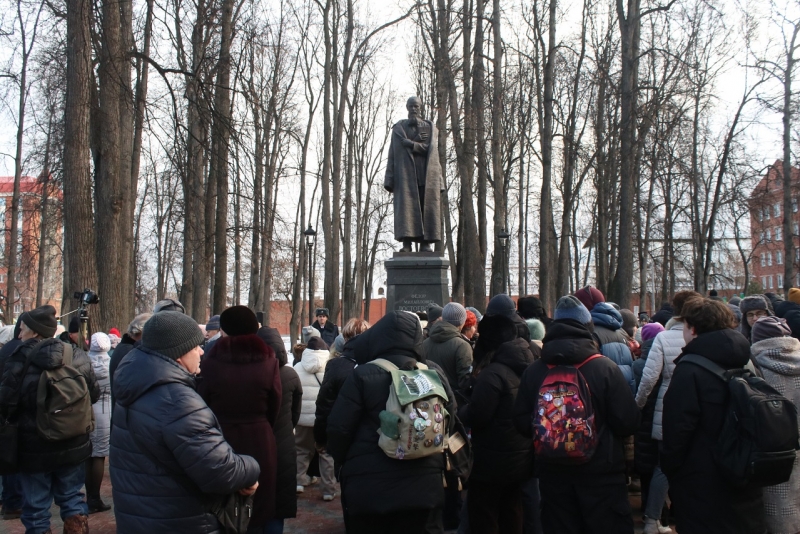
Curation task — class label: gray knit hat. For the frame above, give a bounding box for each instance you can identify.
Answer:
[442,302,467,327]
[21,305,58,338]
[141,311,204,360]
[554,295,592,324]
[427,305,443,323]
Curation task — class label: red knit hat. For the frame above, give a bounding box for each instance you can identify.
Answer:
[109,327,121,338]
[574,286,605,312]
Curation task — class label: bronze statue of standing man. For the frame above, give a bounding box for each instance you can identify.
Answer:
[384,96,444,252]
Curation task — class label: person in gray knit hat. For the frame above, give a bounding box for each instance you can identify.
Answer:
[423,302,473,397]
[442,302,467,328]
[553,295,592,325]
[110,311,259,533]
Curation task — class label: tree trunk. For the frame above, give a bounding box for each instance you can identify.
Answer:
[489,0,506,297]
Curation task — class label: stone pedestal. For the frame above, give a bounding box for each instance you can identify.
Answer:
[385,252,450,313]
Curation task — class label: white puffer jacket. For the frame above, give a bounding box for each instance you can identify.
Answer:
[634,318,685,440]
[294,348,330,427]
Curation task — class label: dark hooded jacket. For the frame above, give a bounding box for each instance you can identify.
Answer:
[0,337,99,473]
[312,320,340,348]
[458,337,534,483]
[591,303,636,394]
[422,320,473,396]
[661,329,765,534]
[327,311,456,517]
[314,336,358,445]
[198,334,282,528]
[513,319,640,485]
[774,299,800,319]
[257,326,302,520]
[651,303,674,326]
[109,332,140,414]
[110,347,260,533]
[0,318,22,382]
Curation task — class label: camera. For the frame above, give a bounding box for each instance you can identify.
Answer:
[74,288,100,306]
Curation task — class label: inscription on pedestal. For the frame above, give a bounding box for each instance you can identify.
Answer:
[385,255,450,313]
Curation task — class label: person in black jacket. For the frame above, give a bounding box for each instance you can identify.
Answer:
[513,296,640,534]
[110,311,260,533]
[518,295,553,332]
[312,307,340,347]
[314,318,370,447]
[327,311,456,534]
[0,306,100,534]
[0,317,22,520]
[108,312,152,415]
[459,314,534,534]
[661,298,766,534]
[257,326,302,530]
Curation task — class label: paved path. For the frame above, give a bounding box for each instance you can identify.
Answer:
[1,465,668,533]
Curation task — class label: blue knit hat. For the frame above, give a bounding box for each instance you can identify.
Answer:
[554,295,592,324]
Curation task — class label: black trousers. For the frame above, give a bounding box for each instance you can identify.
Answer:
[347,508,441,534]
[467,479,524,534]
[539,479,634,534]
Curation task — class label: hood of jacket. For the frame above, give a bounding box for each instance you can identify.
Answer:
[591,302,623,331]
[665,317,684,331]
[678,328,751,369]
[351,311,423,365]
[112,346,196,407]
[492,337,535,375]
[300,348,330,374]
[89,351,110,380]
[752,336,800,376]
[541,319,599,365]
[24,338,70,370]
[774,300,800,319]
[207,334,271,364]
[257,326,287,365]
[428,320,461,343]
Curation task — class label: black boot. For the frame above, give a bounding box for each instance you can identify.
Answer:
[87,496,111,513]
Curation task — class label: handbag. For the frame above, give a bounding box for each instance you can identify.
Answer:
[211,492,254,534]
[0,417,18,474]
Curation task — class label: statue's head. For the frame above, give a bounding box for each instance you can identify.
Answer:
[406,96,422,121]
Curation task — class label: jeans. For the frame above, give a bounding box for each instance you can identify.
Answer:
[645,466,669,521]
[295,426,336,495]
[19,463,88,533]
[2,473,24,510]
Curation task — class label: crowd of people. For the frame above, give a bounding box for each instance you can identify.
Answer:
[0,287,798,534]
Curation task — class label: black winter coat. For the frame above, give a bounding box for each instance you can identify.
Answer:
[327,311,456,517]
[458,337,534,483]
[314,338,358,445]
[110,347,260,534]
[632,337,660,477]
[109,334,138,414]
[0,338,99,473]
[513,319,640,484]
[423,321,473,396]
[274,364,302,519]
[312,320,340,348]
[661,329,765,534]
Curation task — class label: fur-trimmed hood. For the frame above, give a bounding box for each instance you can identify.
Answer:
[752,336,800,376]
[205,333,273,364]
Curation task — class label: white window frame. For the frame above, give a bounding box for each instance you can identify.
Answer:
[769,252,773,266]
[778,250,783,265]
[777,227,783,241]
[775,203,782,218]
[779,274,784,288]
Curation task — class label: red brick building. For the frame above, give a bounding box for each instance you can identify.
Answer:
[750,161,800,292]
[0,176,62,320]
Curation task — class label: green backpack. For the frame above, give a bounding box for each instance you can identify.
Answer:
[369,358,450,460]
[36,343,94,441]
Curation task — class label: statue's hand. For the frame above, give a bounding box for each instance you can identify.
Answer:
[401,138,414,148]
[419,131,429,142]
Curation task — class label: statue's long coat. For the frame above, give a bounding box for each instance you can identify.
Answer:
[383,119,443,243]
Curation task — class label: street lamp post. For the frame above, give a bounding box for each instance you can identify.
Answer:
[303,225,317,326]
[498,228,510,295]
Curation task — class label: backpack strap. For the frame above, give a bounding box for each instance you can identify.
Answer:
[576,354,605,369]
[61,343,73,366]
[368,358,399,372]
[681,354,730,381]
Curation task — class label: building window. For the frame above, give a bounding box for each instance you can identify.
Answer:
[777,227,783,241]
[761,253,766,267]
[797,273,800,286]
[794,199,798,213]
[13,303,20,314]
[769,252,773,266]
[759,208,764,221]
[775,203,782,218]
[779,274,784,288]
[763,276,768,289]
[794,222,799,236]
[767,228,772,241]
[770,276,774,289]
[766,206,771,220]
[778,251,784,265]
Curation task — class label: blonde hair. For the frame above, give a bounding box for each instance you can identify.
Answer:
[341,318,370,340]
